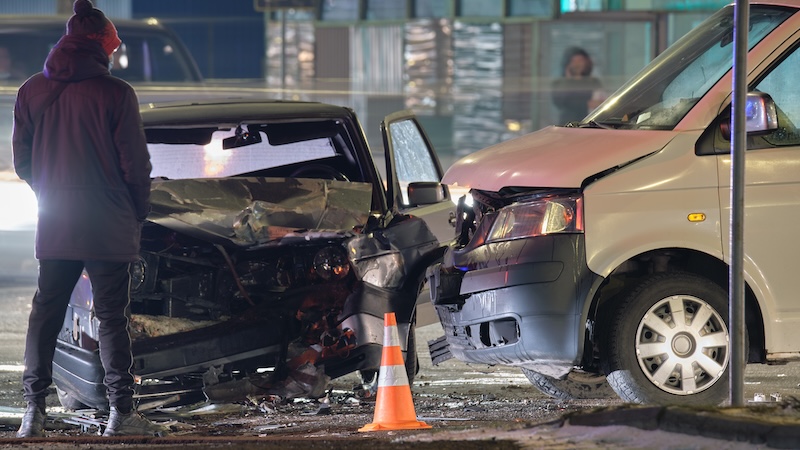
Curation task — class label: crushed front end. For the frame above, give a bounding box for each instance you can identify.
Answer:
[53,178,427,409]
[428,188,601,378]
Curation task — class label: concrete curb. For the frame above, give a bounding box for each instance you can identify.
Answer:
[566,405,800,449]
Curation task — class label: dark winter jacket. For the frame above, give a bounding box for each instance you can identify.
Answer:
[12,35,151,262]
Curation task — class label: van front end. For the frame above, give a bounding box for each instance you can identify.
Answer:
[428,189,601,378]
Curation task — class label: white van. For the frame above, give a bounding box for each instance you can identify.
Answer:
[428,1,800,405]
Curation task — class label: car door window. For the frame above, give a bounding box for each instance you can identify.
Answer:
[389,119,440,183]
[388,118,440,205]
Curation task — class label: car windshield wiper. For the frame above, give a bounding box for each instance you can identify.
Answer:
[578,120,617,130]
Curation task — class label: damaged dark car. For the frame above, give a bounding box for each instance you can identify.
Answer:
[52,99,452,410]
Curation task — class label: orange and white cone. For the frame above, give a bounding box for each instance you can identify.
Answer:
[358,312,431,432]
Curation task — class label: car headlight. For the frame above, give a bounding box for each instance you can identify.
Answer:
[487,194,583,243]
[346,235,405,288]
[313,246,351,281]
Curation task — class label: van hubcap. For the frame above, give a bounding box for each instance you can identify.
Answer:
[635,295,729,395]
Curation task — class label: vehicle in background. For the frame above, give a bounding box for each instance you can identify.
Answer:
[0,15,202,85]
[0,15,204,171]
[0,15,249,281]
[429,2,800,405]
[53,99,452,410]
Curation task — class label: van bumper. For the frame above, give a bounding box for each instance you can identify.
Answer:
[427,234,600,374]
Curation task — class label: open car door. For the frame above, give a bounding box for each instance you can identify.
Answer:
[382,110,454,328]
[381,110,453,245]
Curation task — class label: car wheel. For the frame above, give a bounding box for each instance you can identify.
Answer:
[603,272,732,405]
[357,317,419,393]
[56,386,89,411]
[405,320,419,384]
[521,369,616,400]
[358,369,379,389]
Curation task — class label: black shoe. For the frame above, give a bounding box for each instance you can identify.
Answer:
[102,407,168,437]
[16,402,46,438]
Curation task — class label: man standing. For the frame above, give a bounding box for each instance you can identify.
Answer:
[12,0,162,437]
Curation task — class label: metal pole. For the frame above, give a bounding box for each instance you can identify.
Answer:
[281,10,287,98]
[729,0,749,407]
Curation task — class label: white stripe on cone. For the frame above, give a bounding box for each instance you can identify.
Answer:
[377,364,408,387]
[384,323,400,347]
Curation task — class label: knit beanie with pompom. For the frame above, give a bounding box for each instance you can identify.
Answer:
[66,0,121,55]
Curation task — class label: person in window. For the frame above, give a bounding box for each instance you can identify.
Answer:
[12,0,165,438]
[551,47,604,125]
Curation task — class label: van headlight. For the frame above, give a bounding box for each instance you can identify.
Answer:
[486,194,583,243]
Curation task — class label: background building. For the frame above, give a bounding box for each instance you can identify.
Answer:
[1,0,727,167]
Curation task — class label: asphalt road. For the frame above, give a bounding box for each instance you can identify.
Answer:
[0,282,799,449]
[2,282,798,404]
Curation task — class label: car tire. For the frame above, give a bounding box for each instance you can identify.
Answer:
[521,368,616,400]
[405,320,419,384]
[56,386,89,411]
[358,317,419,393]
[603,272,733,405]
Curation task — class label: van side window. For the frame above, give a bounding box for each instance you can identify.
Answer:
[753,45,800,147]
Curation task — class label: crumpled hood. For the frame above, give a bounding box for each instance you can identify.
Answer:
[147,177,373,248]
[443,126,677,191]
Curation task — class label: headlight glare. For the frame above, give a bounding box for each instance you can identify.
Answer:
[487,195,582,242]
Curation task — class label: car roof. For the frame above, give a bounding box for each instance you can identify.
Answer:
[139,99,357,126]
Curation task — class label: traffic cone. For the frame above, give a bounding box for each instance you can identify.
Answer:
[358,312,431,432]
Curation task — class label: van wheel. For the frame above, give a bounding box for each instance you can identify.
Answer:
[56,386,89,411]
[521,369,616,400]
[603,272,731,405]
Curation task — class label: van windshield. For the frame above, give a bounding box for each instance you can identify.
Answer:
[584,5,793,130]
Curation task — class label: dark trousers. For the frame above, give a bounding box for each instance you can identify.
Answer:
[22,260,134,412]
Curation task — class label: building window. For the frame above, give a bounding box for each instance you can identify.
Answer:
[458,0,503,17]
[560,0,603,13]
[509,0,553,17]
[366,0,407,20]
[321,0,360,21]
[271,8,316,21]
[414,0,451,17]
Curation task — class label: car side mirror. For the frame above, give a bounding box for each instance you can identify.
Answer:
[720,92,779,140]
[407,181,448,206]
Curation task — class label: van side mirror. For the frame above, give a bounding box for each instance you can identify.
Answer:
[745,92,778,134]
[720,92,778,139]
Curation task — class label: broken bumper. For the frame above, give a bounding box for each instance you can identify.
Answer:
[427,234,600,372]
[52,283,411,409]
